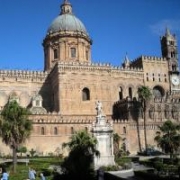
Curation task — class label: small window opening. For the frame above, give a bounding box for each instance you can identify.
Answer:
[54,49,58,59]
[82,88,90,101]
[71,48,76,58]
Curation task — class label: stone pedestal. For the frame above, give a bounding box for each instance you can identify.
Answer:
[91,102,115,169]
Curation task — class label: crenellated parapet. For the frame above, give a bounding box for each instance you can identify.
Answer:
[29,114,110,124]
[141,55,166,61]
[130,55,168,72]
[0,69,48,82]
[54,61,143,74]
[132,55,167,63]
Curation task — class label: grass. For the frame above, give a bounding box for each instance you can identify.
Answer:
[0,157,62,180]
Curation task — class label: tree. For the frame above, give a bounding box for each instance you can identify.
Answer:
[113,133,121,158]
[132,99,143,152]
[17,146,27,157]
[0,101,32,173]
[154,120,180,160]
[138,86,152,150]
[61,130,99,180]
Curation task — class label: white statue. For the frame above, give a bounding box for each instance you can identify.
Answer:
[96,101,102,116]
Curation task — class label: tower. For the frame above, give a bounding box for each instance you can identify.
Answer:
[161,28,179,72]
[42,0,92,71]
[161,28,180,92]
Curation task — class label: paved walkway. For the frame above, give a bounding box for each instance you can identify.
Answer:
[0,158,29,164]
[108,162,153,180]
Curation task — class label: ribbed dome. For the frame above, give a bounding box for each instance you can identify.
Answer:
[47,0,89,36]
[47,14,88,35]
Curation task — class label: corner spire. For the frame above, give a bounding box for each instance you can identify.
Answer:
[165,27,171,37]
[60,0,72,15]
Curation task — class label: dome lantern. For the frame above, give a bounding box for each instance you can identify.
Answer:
[60,0,73,15]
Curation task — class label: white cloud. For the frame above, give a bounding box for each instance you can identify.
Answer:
[150,19,180,36]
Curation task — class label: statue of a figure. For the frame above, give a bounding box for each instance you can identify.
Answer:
[96,101,102,116]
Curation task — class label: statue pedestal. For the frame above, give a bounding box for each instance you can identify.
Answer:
[91,115,115,169]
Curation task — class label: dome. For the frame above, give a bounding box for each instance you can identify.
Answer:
[47,1,89,36]
[47,14,88,35]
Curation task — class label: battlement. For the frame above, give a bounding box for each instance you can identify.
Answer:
[132,55,166,63]
[0,69,48,80]
[29,113,113,124]
[142,55,166,61]
[56,61,143,72]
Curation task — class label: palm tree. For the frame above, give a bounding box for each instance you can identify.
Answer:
[62,130,99,180]
[132,99,143,152]
[138,86,152,150]
[154,120,180,160]
[0,101,32,172]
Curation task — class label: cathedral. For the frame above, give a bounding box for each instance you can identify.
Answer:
[0,0,179,155]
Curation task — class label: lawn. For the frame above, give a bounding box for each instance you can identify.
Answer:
[0,157,62,180]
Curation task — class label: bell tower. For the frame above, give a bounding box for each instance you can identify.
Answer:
[161,28,179,73]
[161,28,180,92]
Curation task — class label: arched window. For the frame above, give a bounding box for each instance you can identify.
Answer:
[71,127,74,134]
[41,127,45,135]
[54,49,58,59]
[171,51,175,58]
[82,88,90,101]
[54,127,58,135]
[119,87,123,100]
[71,47,76,58]
[172,65,177,71]
[123,126,126,134]
[86,50,89,60]
[146,73,149,81]
[153,86,164,98]
[128,87,132,99]
[85,127,88,132]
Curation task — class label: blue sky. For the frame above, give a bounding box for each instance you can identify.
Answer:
[0,0,180,70]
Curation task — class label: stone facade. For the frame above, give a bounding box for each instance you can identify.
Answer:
[0,1,179,156]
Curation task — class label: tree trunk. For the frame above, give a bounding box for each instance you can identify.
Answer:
[12,147,17,173]
[144,101,148,150]
[136,120,142,152]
